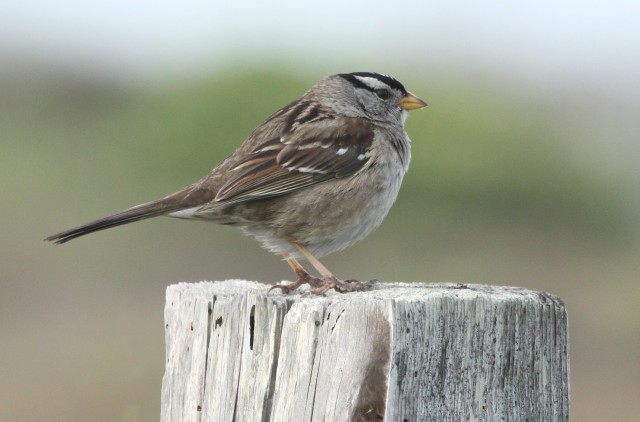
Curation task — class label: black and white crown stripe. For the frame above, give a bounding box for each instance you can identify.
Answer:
[338,72,407,95]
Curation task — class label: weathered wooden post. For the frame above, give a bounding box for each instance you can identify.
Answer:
[160,281,569,421]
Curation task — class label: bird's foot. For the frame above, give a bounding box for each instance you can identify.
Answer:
[270,275,377,295]
[312,277,378,295]
[269,271,324,295]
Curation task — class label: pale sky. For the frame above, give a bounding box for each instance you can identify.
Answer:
[1,1,639,95]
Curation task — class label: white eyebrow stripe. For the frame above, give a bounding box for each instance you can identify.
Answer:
[354,76,389,90]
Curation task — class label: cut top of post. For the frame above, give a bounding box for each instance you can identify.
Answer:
[161,281,569,422]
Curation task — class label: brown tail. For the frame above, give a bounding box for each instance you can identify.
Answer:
[45,196,196,244]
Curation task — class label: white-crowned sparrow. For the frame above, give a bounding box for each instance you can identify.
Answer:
[46,72,427,294]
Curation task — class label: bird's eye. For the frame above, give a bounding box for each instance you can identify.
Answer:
[374,89,391,100]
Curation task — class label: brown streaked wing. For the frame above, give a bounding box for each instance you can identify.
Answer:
[214,116,374,203]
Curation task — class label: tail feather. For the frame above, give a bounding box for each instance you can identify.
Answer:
[45,198,193,244]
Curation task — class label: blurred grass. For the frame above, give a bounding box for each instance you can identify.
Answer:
[2,66,639,422]
[4,67,629,237]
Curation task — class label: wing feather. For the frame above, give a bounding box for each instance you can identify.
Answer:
[214,113,374,203]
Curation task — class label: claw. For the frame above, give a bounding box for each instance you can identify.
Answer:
[269,264,324,294]
[271,247,377,295]
[312,277,377,295]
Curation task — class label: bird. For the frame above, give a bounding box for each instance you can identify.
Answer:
[45,72,427,294]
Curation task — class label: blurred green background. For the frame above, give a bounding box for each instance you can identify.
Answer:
[2,2,639,421]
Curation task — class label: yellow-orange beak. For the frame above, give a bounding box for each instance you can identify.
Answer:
[400,92,428,111]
